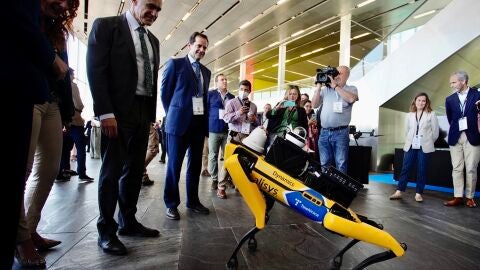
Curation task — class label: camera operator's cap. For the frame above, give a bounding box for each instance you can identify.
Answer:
[285,127,307,148]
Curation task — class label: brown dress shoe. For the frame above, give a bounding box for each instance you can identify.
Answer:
[15,239,46,268]
[443,197,463,207]
[31,231,61,251]
[217,189,227,199]
[465,198,477,208]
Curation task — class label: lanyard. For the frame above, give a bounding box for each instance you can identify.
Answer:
[459,98,467,117]
[415,110,424,135]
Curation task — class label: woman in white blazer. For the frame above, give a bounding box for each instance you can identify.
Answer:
[390,93,439,202]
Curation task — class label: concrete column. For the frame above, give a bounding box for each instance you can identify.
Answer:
[239,61,246,80]
[339,13,351,67]
[277,44,286,94]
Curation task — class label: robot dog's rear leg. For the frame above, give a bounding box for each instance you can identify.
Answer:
[226,227,260,270]
[331,239,359,270]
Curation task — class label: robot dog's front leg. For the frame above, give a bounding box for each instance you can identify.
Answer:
[224,154,267,270]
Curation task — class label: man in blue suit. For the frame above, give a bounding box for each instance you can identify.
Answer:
[444,71,480,208]
[161,32,211,220]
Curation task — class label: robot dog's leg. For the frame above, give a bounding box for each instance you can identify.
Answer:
[226,227,260,270]
[331,239,360,270]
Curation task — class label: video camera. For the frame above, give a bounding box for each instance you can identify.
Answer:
[315,66,339,86]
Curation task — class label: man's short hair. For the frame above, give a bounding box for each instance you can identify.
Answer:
[189,32,209,44]
[452,71,469,83]
[239,80,252,90]
[215,73,225,82]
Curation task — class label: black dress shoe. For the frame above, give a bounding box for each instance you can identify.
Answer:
[98,236,127,255]
[187,203,210,215]
[118,223,159,237]
[166,208,180,220]
[79,174,94,181]
[64,169,79,176]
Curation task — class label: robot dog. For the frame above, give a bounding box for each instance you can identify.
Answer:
[223,127,406,270]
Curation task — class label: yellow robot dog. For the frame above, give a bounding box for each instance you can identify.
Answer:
[223,128,406,270]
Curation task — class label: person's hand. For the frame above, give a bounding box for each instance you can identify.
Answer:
[101,118,118,138]
[248,113,257,122]
[328,75,337,89]
[240,106,250,114]
[52,54,69,80]
[275,101,285,110]
[308,118,316,126]
[475,100,480,110]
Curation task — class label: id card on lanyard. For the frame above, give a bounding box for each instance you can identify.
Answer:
[412,111,423,149]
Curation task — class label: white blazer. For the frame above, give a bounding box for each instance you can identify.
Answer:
[403,111,439,153]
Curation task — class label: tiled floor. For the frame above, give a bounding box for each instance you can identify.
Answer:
[13,155,480,269]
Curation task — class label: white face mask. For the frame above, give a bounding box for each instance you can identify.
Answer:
[238,90,249,100]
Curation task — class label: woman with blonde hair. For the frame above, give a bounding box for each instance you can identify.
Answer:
[390,92,439,202]
[266,85,308,146]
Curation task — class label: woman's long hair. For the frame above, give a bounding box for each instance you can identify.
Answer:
[42,0,80,51]
[409,92,432,112]
[284,85,301,106]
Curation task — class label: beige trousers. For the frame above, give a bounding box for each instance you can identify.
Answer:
[449,132,480,199]
[17,103,63,241]
[201,137,209,171]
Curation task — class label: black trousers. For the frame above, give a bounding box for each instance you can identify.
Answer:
[97,96,151,239]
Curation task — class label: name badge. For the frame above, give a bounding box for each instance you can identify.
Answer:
[333,101,343,113]
[412,135,422,149]
[192,97,204,115]
[219,109,225,119]
[241,122,251,134]
[458,117,468,131]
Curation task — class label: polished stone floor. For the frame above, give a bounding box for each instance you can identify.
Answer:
[13,155,480,270]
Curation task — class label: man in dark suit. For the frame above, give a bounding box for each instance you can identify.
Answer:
[87,0,162,255]
[2,1,65,267]
[444,71,480,208]
[161,32,211,220]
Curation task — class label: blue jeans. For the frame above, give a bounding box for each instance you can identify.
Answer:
[318,127,349,173]
[397,148,430,193]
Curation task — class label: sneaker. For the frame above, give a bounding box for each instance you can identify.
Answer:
[201,169,211,177]
[217,189,227,199]
[415,193,423,202]
[56,172,71,182]
[389,191,402,200]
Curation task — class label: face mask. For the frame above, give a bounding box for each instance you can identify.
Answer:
[239,90,249,100]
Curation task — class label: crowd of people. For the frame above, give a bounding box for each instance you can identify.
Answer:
[5,0,480,268]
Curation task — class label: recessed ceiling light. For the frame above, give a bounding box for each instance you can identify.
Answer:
[352,33,370,39]
[165,34,172,40]
[240,21,251,29]
[214,40,223,46]
[291,30,305,37]
[277,0,289,5]
[182,12,191,21]
[413,10,436,19]
[251,69,265,74]
[357,0,376,8]
[269,41,280,47]
[307,60,327,67]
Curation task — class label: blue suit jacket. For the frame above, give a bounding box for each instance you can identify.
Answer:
[207,89,234,133]
[161,56,211,136]
[445,87,480,146]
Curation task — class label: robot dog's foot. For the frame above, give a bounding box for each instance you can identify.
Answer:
[330,239,407,270]
[226,227,260,270]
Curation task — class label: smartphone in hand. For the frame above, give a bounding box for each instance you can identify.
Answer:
[283,100,296,107]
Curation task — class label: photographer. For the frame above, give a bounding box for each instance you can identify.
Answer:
[311,66,358,174]
[266,85,308,148]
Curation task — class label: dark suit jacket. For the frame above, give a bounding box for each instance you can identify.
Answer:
[87,14,159,122]
[161,56,211,136]
[445,87,480,146]
[207,89,234,133]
